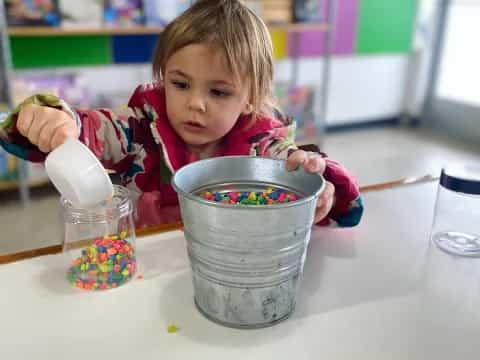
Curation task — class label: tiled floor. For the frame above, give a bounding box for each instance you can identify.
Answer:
[1,125,479,255]
[323,126,479,187]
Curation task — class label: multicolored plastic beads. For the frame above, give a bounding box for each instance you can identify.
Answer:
[200,187,299,205]
[66,232,136,291]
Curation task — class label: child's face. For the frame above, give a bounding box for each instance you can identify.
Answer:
[163,43,251,153]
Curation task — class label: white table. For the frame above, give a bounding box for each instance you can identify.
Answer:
[1,182,479,359]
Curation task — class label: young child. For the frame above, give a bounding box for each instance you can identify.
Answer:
[0,0,363,228]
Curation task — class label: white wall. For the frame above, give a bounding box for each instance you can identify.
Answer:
[327,55,409,124]
[276,54,410,125]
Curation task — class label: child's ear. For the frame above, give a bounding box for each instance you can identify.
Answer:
[242,103,253,116]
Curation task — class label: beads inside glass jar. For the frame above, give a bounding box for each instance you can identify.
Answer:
[61,185,136,290]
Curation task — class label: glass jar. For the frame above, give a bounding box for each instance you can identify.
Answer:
[431,164,480,257]
[61,185,137,290]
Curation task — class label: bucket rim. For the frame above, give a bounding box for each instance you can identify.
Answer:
[171,156,325,210]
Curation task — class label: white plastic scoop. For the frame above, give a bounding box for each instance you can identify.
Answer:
[45,138,114,208]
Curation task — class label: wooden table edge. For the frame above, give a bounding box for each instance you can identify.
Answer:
[0,175,438,265]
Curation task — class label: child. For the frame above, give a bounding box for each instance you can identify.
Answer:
[0,0,363,228]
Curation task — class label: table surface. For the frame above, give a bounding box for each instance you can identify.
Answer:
[1,182,479,359]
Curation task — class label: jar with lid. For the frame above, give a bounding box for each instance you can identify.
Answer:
[61,185,137,290]
[431,164,480,257]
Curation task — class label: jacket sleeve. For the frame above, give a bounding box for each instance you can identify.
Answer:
[319,157,363,227]
[0,93,151,175]
[260,126,363,227]
[0,94,80,163]
[295,144,363,227]
[254,121,298,159]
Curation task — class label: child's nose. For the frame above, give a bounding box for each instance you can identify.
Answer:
[187,92,207,113]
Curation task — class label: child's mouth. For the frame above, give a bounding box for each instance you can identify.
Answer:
[183,121,206,131]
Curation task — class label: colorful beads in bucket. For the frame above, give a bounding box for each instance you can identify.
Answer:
[66,232,136,290]
[201,187,299,205]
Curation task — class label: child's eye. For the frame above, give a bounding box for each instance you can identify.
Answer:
[171,80,189,90]
[210,89,231,98]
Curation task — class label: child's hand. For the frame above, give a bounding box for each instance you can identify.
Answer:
[17,104,78,153]
[286,150,335,223]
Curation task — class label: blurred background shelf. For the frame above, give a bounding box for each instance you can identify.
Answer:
[7,26,166,36]
[268,22,330,32]
[0,178,50,192]
[7,23,329,37]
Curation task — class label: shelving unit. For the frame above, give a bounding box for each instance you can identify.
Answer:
[0,0,33,204]
[8,26,166,36]
[7,23,329,36]
[0,178,50,192]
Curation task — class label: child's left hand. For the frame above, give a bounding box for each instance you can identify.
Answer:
[286,150,335,223]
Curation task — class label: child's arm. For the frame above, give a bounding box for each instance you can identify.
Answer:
[256,125,363,227]
[311,154,363,228]
[0,94,145,175]
[287,147,363,228]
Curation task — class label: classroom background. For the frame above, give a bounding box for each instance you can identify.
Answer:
[0,0,479,255]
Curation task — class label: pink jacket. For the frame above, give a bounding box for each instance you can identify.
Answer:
[0,84,363,228]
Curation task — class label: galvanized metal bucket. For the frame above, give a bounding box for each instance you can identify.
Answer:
[172,156,325,328]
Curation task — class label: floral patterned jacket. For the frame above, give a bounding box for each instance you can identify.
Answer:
[0,84,363,228]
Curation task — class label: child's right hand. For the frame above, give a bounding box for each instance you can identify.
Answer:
[17,104,79,153]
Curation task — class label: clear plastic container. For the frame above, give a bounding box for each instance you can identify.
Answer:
[431,164,480,257]
[61,185,137,290]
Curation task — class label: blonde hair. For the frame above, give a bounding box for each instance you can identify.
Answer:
[152,0,275,118]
